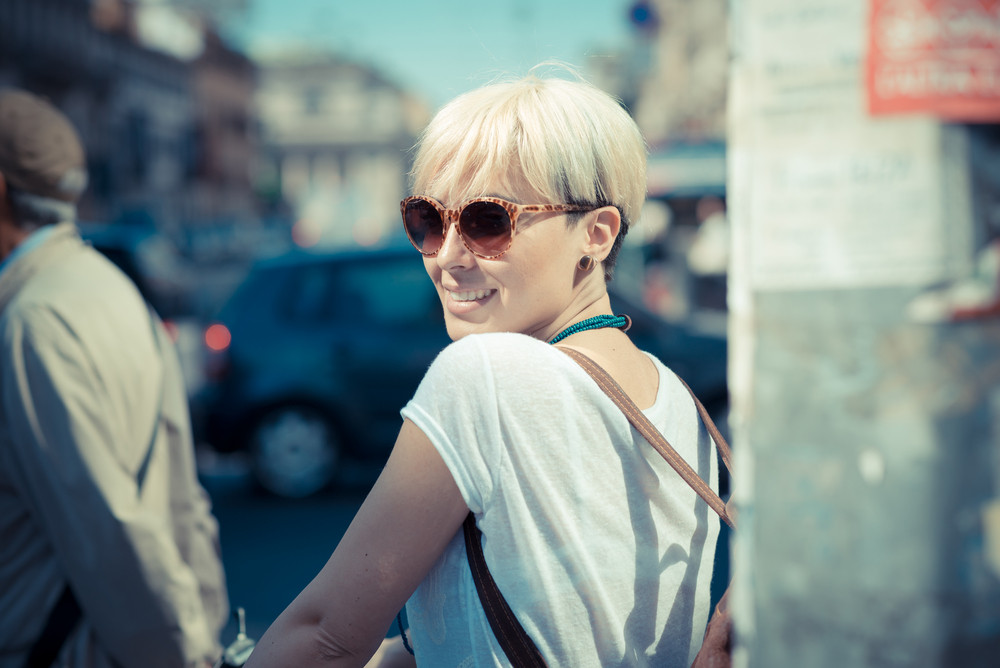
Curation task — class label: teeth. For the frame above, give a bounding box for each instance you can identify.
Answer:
[450,289,495,302]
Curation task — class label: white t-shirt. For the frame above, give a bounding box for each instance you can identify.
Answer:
[401,332,720,668]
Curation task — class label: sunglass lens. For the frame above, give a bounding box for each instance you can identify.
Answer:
[403,199,443,254]
[459,201,511,258]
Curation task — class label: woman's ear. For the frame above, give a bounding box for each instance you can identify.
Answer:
[582,206,621,262]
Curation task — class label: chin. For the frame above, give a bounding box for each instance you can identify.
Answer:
[444,319,474,342]
[444,315,503,341]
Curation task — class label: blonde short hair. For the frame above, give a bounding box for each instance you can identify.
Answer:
[409,69,647,280]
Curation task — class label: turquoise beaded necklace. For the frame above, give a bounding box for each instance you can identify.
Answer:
[549,313,631,344]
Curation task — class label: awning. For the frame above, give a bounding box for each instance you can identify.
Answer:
[646,141,727,198]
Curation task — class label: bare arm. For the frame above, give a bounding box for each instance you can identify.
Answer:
[363,636,417,668]
[245,419,468,667]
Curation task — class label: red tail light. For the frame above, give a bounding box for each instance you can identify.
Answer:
[204,323,232,382]
[205,323,232,352]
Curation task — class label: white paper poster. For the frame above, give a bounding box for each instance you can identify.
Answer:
[730,0,972,291]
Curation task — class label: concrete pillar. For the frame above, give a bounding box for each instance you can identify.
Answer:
[727,1,1000,666]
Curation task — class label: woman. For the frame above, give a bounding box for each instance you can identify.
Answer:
[246,70,719,668]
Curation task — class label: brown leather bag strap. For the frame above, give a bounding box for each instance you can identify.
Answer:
[463,514,548,667]
[558,346,736,530]
[675,376,734,476]
[466,346,736,667]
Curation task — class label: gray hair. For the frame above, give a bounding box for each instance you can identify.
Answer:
[7,187,76,230]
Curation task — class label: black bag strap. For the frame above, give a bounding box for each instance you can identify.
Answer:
[25,305,166,668]
[463,514,548,668]
[24,586,82,668]
[465,347,736,667]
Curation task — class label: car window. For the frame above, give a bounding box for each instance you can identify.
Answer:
[220,265,288,327]
[227,253,442,330]
[281,262,335,323]
[335,257,440,329]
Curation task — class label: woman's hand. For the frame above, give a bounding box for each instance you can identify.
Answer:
[244,420,467,667]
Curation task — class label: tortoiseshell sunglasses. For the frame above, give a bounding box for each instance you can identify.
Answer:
[400,195,592,260]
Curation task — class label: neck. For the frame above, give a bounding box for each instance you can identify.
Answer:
[0,217,29,263]
[535,293,616,343]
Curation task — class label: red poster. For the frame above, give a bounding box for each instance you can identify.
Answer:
[867,0,1000,121]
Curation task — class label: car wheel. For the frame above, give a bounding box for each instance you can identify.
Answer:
[249,406,340,498]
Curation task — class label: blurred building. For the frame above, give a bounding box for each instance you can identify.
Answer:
[621,0,731,324]
[254,52,431,250]
[626,0,729,202]
[0,0,260,238]
[189,27,259,222]
[630,0,728,146]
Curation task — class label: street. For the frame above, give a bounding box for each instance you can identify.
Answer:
[199,455,386,643]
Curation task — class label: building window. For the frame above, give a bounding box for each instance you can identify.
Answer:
[125,110,150,185]
[303,87,323,115]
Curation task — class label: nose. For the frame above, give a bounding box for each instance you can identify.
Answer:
[435,213,474,270]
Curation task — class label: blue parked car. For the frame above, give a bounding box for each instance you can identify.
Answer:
[195,245,729,498]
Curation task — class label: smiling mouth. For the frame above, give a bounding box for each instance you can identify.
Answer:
[449,289,496,302]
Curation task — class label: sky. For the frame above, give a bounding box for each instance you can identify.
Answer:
[225,0,638,109]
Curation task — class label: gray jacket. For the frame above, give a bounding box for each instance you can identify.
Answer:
[0,223,228,667]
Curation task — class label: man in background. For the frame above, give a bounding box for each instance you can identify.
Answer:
[0,88,228,667]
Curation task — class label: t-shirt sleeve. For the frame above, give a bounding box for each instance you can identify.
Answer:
[400,335,511,514]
